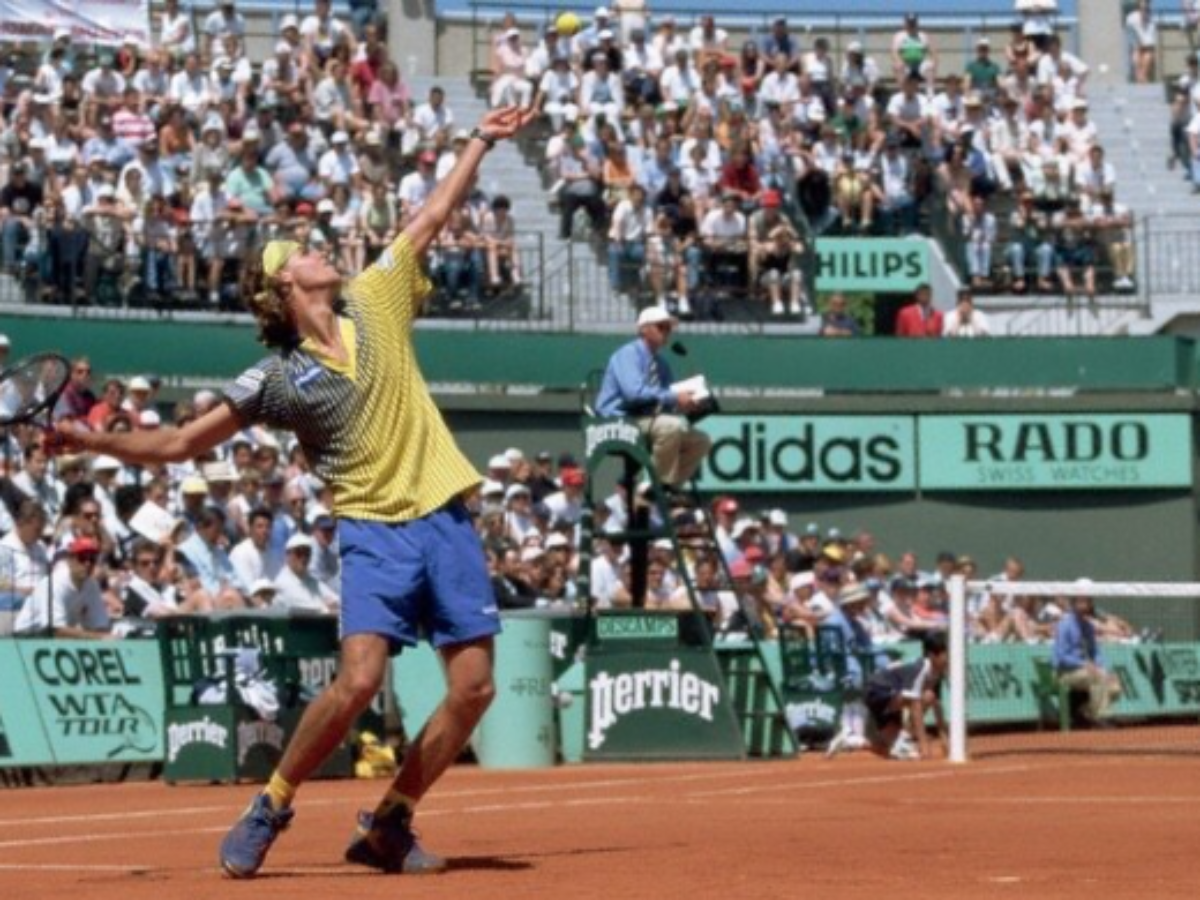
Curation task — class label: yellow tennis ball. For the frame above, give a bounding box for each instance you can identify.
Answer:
[556,11,582,37]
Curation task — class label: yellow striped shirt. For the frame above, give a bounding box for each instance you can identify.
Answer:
[224,235,481,521]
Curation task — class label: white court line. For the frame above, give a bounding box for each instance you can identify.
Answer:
[0,864,156,873]
[689,763,1036,798]
[0,762,1050,854]
[900,796,1200,805]
[0,796,653,852]
[0,766,795,830]
[0,826,227,851]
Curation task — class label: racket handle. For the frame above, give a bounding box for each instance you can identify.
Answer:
[42,426,67,457]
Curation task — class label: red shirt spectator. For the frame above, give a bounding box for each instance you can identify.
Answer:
[718,147,762,201]
[895,284,943,338]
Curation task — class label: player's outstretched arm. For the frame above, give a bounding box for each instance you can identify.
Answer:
[55,402,243,466]
[403,105,537,255]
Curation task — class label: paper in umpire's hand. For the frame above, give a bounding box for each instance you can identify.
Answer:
[670,375,711,401]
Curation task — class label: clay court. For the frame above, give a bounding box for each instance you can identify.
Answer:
[1,738,1197,900]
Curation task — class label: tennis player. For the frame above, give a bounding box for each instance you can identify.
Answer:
[57,104,537,878]
[863,632,949,761]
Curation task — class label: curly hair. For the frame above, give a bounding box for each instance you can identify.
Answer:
[241,252,299,350]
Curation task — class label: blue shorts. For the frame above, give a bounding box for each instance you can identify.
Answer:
[339,501,501,653]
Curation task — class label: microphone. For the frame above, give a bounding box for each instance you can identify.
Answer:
[670,341,688,357]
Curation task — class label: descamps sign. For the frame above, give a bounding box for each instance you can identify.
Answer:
[697,416,916,492]
[918,415,1192,490]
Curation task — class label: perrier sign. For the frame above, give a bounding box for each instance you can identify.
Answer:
[584,647,745,761]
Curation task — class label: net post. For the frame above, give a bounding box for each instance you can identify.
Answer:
[948,576,967,764]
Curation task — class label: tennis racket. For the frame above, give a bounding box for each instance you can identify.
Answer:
[0,353,72,454]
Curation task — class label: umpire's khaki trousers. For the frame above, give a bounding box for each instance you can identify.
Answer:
[637,414,712,488]
[1058,666,1121,722]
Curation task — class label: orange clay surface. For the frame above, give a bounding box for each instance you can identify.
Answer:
[0,737,1197,900]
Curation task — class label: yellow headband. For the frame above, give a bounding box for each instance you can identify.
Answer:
[262,240,301,278]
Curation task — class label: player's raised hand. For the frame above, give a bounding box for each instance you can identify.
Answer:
[479,105,537,141]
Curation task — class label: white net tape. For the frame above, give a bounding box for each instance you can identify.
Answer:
[966,581,1200,599]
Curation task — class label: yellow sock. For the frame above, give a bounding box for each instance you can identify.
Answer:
[263,771,296,810]
[373,788,417,821]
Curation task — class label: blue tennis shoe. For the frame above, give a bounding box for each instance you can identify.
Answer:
[344,808,447,874]
[219,793,294,878]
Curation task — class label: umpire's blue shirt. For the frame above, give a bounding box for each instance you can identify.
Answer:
[595,339,678,417]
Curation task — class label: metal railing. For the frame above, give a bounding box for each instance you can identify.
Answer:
[462,1,1079,80]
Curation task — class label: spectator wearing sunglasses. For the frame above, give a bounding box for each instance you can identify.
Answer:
[13,537,110,638]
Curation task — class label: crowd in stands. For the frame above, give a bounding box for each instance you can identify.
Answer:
[484,2,1136,309]
[0,335,1154,645]
[0,0,522,315]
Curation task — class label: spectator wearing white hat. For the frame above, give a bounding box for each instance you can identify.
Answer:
[90,455,124,533]
[121,375,154,427]
[574,7,613,60]
[485,453,513,485]
[492,27,534,109]
[594,306,712,490]
[274,534,338,613]
[503,483,538,544]
[249,578,279,608]
[177,475,211,534]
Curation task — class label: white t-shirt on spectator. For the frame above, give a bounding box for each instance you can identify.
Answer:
[412,102,454,140]
[1125,11,1157,48]
[943,306,992,338]
[13,568,108,635]
[204,10,247,43]
[0,533,50,597]
[272,566,337,613]
[688,26,729,56]
[1075,160,1116,194]
[81,68,126,99]
[160,11,195,54]
[609,199,653,242]
[318,147,359,185]
[1036,51,1088,86]
[169,70,214,115]
[35,62,64,102]
[132,67,170,100]
[887,91,929,124]
[701,208,747,241]
[230,538,283,591]
[659,64,699,104]
[397,171,436,212]
[300,13,351,52]
[624,42,664,76]
[539,69,579,105]
[759,71,799,107]
[1062,119,1098,161]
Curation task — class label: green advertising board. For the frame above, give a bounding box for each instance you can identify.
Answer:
[584,646,745,760]
[0,643,54,765]
[17,641,165,764]
[918,415,1192,491]
[965,641,1200,723]
[814,238,930,292]
[696,415,916,492]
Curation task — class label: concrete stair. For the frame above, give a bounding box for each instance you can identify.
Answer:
[410,76,620,329]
